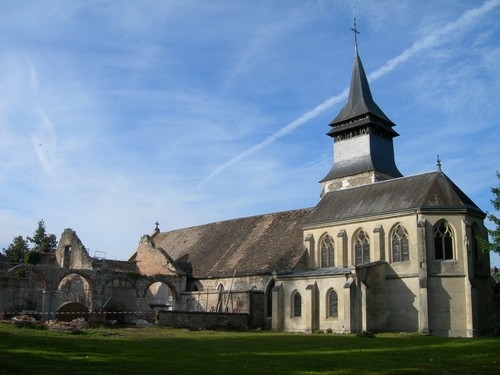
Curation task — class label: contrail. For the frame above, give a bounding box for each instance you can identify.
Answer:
[199,0,499,186]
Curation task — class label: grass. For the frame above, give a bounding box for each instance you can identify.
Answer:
[0,323,498,374]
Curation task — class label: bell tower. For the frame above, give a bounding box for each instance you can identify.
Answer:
[320,21,402,196]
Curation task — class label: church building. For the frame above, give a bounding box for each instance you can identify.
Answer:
[4,31,493,337]
[131,40,495,337]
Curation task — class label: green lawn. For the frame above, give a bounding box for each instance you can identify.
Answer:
[0,323,498,374]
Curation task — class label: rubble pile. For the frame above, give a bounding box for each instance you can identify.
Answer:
[11,315,36,327]
[46,317,88,332]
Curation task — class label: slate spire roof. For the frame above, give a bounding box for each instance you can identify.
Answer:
[321,39,402,184]
[329,49,394,127]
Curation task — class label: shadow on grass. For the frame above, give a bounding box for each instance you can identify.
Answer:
[0,325,498,375]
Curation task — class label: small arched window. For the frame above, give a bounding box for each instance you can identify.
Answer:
[392,225,409,262]
[292,291,301,317]
[320,234,335,268]
[354,230,370,265]
[434,220,454,260]
[328,289,338,318]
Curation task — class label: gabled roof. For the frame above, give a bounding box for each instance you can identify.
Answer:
[151,208,313,278]
[305,171,484,227]
[329,51,394,127]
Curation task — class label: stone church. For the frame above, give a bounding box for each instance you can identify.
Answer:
[131,43,494,336]
[1,42,495,337]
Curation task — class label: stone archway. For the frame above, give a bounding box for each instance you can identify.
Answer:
[102,277,137,312]
[56,301,89,322]
[4,265,47,316]
[56,273,93,311]
[146,281,173,310]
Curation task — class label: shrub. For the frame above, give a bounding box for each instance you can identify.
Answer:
[356,330,376,338]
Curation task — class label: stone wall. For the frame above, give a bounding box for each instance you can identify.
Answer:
[156,310,251,330]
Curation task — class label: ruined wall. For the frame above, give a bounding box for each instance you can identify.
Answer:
[157,310,251,330]
[134,235,176,276]
[55,229,93,269]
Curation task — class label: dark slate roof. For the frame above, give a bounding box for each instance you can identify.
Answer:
[330,51,394,126]
[152,208,313,278]
[305,171,484,227]
[279,267,351,279]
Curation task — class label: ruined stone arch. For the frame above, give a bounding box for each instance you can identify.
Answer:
[56,272,94,311]
[5,264,47,313]
[6,264,48,291]
[102,277,138,312]
[146,281,174,309]
[139,276,178,300]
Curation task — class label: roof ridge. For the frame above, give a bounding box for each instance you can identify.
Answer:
[159,207,314,234]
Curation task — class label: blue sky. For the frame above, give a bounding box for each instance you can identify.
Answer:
[1,0,499,267]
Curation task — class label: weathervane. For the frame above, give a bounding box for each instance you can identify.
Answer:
[436,155,442,171]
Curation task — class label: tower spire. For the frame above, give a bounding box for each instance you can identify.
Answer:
[320,18,402,194]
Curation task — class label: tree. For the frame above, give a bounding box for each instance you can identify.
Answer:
[481,172,500,254]
[1,220,58,265]
[28,219,57,253]
[2,236,30,263]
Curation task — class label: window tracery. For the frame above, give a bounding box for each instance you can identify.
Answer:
[320,234,335,268]
[354,229,370,265]
[392,224,409,262]
[328,289,338,318]
[434,220,454,260]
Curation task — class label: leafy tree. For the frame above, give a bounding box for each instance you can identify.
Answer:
[2,235,30,263]
[1,220,58,265]
[481,172,500,254]
[28,219,57,253]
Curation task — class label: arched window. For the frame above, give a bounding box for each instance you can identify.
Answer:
[265,279,275,318]
[320,234,335,268]
[292,291,301,317]
[354,230,370,265]
[434,220,454,260]
[392,225,409,262]
[328,289,338,318]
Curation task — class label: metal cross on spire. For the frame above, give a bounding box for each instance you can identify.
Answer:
[351,12,360,51]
